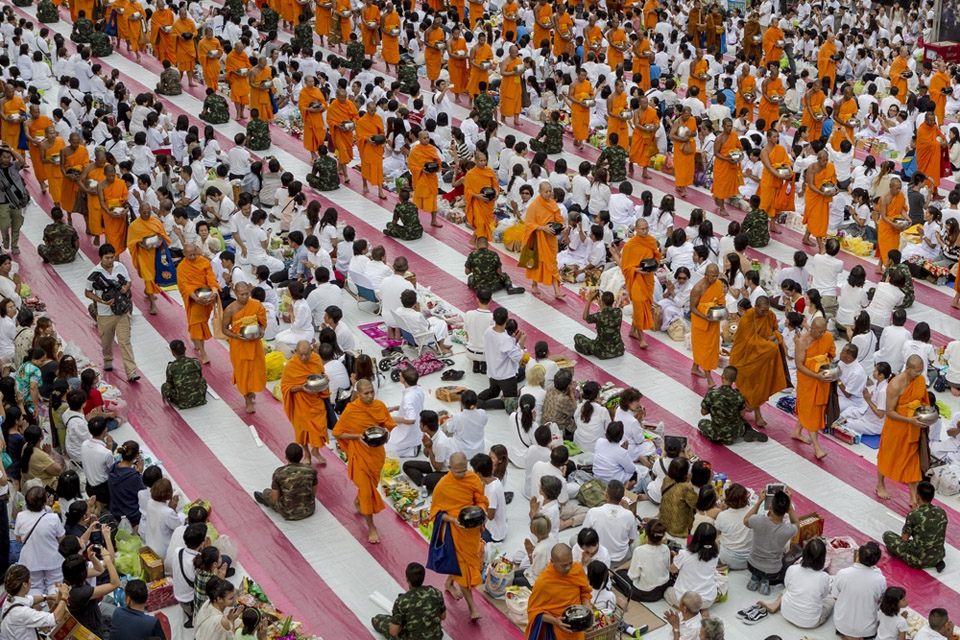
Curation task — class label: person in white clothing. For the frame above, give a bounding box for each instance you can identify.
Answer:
[479,308,526,404]
[306,268,343,329]
[865,275,906,337]
[581,480,637,565]
[80,419,115,507]
[142,478,187,562]
[571,528,613,570]
[757,539,835,629]
[665,523,720,613]
[393,290,452,354]
[592,422,638,487]
[911,608,955,640]
[444,391,487,460]
[472,453,507,543]
[0,566,70,639]
[615,519,672,601]
[13,486,66,596]
[387,368,425,458]
[401,411,456,493]
[837,344,868,414]
[378,258,415,340]
[464,288,494,374]
[522,427,553,499]
[508,394,539,466]
[841,363,891,436]
[875,310,911,371]
[808,240,844,319]
[171,523,206,627]
[713,484,754,570]
[573,382,610,454]
[832,542,887,640]
[274,282,314,350]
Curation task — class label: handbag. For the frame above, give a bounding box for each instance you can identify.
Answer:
[518,235,539,270]
[774,177,796,212]
[73,187,89,217]
[425,511,461,576]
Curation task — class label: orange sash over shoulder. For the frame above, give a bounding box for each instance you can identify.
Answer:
[228,299,268,395]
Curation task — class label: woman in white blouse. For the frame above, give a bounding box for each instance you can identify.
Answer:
[142,478,186,561]
[573,381,610,453]
[13,486,66,595]
[0,566,70,637]
[588,168,612,217]
[275,282,315,350]
[758,539,834,629]
[244,210,284,272]
[713,484,754,570]
[0,298,18,363]
[508,394,540,466]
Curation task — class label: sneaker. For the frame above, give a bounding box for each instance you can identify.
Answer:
[253,491,265,505]
[746,575,760,592]
[736,605,761,619]
[743,607,769,625]
[507,286,526,295]
[759,579,771,596]
[743,427,769,443]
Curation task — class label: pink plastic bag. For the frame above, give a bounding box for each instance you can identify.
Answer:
[825,536,858,575]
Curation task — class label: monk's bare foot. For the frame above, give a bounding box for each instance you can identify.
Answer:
[431,221,444,228]
[469,607,482,622]
[638,339,649,349]
[706,376,717,389]
[530,285,541,297]
[445,581,464,600]
[354,497,362,513]
[628,328,640,340]
[149,303,158,315]
[876,484,890,500]
[202,356,210,365]
[717,207,729,217]
[952,302,960,310]
[791,432,811,444]
[314,453,327,466]
[367,527,381,544]
[802,236,817,247]
[909,499,919,511]
[755,418,767,428]
[362,185,369,194]
[629,165,634,176]
[378,192,388,199]
[245,403,256,414]
[814,448,828,460]
[691,366,707,378]
[642,171,651,179]
[553,289,566,299]
[770,226,782,234]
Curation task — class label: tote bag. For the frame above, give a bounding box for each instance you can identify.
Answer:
[425,511,461,576]
[517,235,539,270]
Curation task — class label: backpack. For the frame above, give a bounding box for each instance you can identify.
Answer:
[577,478,607,508]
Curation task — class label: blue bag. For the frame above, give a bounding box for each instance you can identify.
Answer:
[105,10,118,37]
[425,511,461,576]
[154,241,177,288]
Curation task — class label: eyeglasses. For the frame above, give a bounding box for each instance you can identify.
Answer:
[676,276,689,282]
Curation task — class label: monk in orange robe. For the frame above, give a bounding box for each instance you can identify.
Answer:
[712,118,743,215]
[606,81,629,146]
[632,32,653,92]
[74,0,94,24]
[525,544,592,640]
[327,88,360,182]
[606,20,628,71]
[888,49,910,104]
[176,244,220,363]
[467,35,493,100]
[688,52,709,108]
[125,1,146,61]
[97,165,129,259]
[424,20,445,87]
[127,205,170,314]
[281,341,330,466]
[801,80,826,141]
[226,42,252,120]
[222,283,268,414]
[466,0,484,29]
[334,0,353,43]
[620,218,661,349]
[671,108,697,197]
[877,355,930,509]
[643,0,659,29]
[876,178,908,274]
[26,106,52,190]
[690,265,725,387]
[793,318,836,460]
[499,47,524,124]
[60,134,90,221]
[522,183,565,298]
[79,149,108,242]
[916,111,947,190]
[408,130,443,228]
[630,97,659,179]
[758,64,784,129]
[830,85,858,151]
[0,87,26,151]
[552,5,574,57]
[501,0,520,41]
[928,61,951,124]
[759,128,789,232]
[447,27,469,101]
[41,129,66,206]
[298,77,327,160]
[585,20,604,61]
[316,0,333,46]
[532,0,553,50]
[357,102,386,198]
[360,0,381,56]
[380,5,401,72]
[151,3,176,65]
[429,453,489,620]
[112,0,131,47]
[568,69,593,148]
[735,64,757,122]
[761,24,784,66]
[464,150,499,244]
[802,151,837,253]
[332,379,396,543]
[705,6,724,52]
[817,35,838,92]
[250,60,274,122]
[171,8,198,84]
[729,298,788,427]
[196,29,222,92]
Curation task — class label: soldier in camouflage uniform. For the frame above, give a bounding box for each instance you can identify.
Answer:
[200,88,230,124]
[37,0,60,23]
[464,237,524,294]
[70,13,94,43]
[223,0,244,20]
[156,60,183,96]
[254,443,319,521]
[883,251,914,309]
[245,108,272,151]
[698,366,768,444]
[383,189,423,240]
[89,22,113,57]
[596,132,628,184]
[882,480,947,571]
[38,208,79,264]
[306,146,340,191]
[740,194,770,248]
[529,111,564,154]
[371,563,445,640]
[473,82,496,125]
[343,35,365,77]
[292,18,314,57]
[397,60,418,95]
[160,341,208,409]
[574,290,625,359]
[259,7,279,34]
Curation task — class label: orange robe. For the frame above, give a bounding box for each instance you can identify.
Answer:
[607,29,627,71]
[729,308,788,407]
[335,0,352,41]
[429,471,489,588]
[356,113,385,186]
[327,99,359,164]
[228,298,268,395]
[449,37,469,95]
[112,0,130,42]
[606,92,628,146]
[888,56,909,104]
[692,280,725,372]
[735,75,757,122]
[281,0,298,24]
[151,8,176,64]
[689,59,709,108]
[127,215,170,294]
[381,12,401,64]
[281,353,330,448]
[467,43,493,98]
[570,80,594,143]
[759,144,789,219]
[916,122,946,188]
[332,398,396,515]
[759,77,783,128]
[553,13,574,57]
[674,116,697,188]
[100,179,129,255]
[466,0,484,29]
[803,163,837,237]
[316,1,333,37]
[817,41,837,90]
[44,138,67,206]
[500,58,524,118]
[620,234,661,330]
[801,90,825,141]
[171,18,198,73]
[176,256,219,341]
[425,28,445,82]
[1,96,26,150]
[298,87,328,154]
[712,134,743,200]
[197,37,223,92]
[929,71,950,124]
[251,67,274,120]
[525,563,592,640]
[877,192,908,263]
[408,143,441,213]
[502,2,520,40]
[633,38,652,91]
[522,195,563,285]
[830,99,858,151]
[27,116,52,184]
[630,107,659,167]
[226,51,252,106]
[796,333,836,432]
[761,26,784,66]
[877,375,929,483]
[532,4,553,50]
[62,146,90,215]
[361,5,381,55]
[643,0,659,29]
[126,2,146,53]
[464,166,498,241]
[84,164,107,237]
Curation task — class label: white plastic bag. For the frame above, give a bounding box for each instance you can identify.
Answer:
[825,536,858,575]
[929,464,960,496]
[504,586,532,626]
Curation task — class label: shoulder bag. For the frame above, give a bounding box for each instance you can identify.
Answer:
[425,511,461,576]
[20,512,48,547]
[179,548,195,587]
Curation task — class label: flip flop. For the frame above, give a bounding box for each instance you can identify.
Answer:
[441,369,465,381]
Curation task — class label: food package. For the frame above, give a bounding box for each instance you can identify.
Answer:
[138,546,164,583]
[145,579,177,611]
[381,457,400,478]
[182,499,212,515]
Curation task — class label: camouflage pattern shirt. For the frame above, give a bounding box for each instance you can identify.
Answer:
[474,93,496,125]
[201,94,230,124]
[531,121,565,154]
[293,23,314,56]
[398,64,418,95]
[90,31,113,57]
[577,307,625,359]
[260,7,279,33]
[464,247,505,291]
[900,503,947,566]
[41,222,79,264]
[884,263,914,309]
[741,207,770,248]
[700,384,746,444]
[306,156,340,191]
[389,585,446,640]
[163,356,207,408]
[597,144,628,183]
[246,119,272,151]
[344,41,365,73]
[157,68,183,96]
[71,18,93,43]
[37,0,60,22]
[271,462,319,520]
[384,201,422,240]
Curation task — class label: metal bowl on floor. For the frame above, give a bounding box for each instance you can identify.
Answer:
[458,506,486,528]
[240,324,263,340]
[563,606,594,632]
[304,374,330,393]
[728,150,744,162]
[195,287,216,304]
[339,121,356,131]
[370,134,386,145]
[820,182,838,196]
[362,426,389,447]
[775,166,792,179]
[423,161,440,173]
[480,186,497,200]
[707,306,728,321]
[581,98,596,108]
[915,405,939,425]
[639,258,659,272]
[819,363,841,381]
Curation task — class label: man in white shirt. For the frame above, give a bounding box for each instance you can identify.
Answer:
[401,410,455,493]
[172,523,207,627]
[307,267,343,329]
[319,343,350,395]
[875,310,911,371]
[216,251,248,304]
[63,391,91,464]
[607,185,638,229]
[532,445,590,527]
[364,245,394,293]
[80,418,115,506]
[460,110,481,149]
[912,609,954,640]
[322,305,357,352]
[393,290,451,354]
[85,246,140,381]
[581,480,638,565]
[832,542,887,639]
[464,288,494,374]
[570,163,592,211]
[808,239,844,319]
[388,368,426,458]
[479,307,526,404]
[837,344,868,413]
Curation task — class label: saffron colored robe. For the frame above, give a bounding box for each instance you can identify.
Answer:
[408,142,441,213]
[61,145,90,215]
[100,178,129,256]
[620,234,661,330]
[151,8,176,64]
[27,116,53,184]
[332,398,396,515]
[500,57,524,118]
[356,112,385,186]
[522,195,564,285]
[448,37,469,95]
[729,308,789,407]
[127,215,170,294]
[712,134,743,200]
[877,374,929,483]
[674,116,697,188]
[570,80,594,142]
[226,51,252,106]
[796,332,836,432]
[464,166,498,241]
[916,122,946,188]
[177,255,219,341]
[467,43,493,98]
[171,17,198,74]
[759,144,789,219]
[1,96,26,150]
[327,98,359,163]
[281,352,330,448]
[228,298,268,395]
[298,86,327,154]
[691,280,725,372]
[381,12,401,64]
[877,192,908,264]
[251,67,274,120]
[84,164,107,237]
[735,75,757,122]
[425,28,445,82]
[830,98,858,151]
[429,471,489,588]
[606,92,628,146]
[525,562,592,640]
[630,107,659,167]
[197,37,223,92]
[803,163,837,237]
[801,90,825,141]
[44,137,67,206]
[889,56,909,104]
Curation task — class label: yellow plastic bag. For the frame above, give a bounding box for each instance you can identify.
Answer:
[502,222,525,252]
[265,351,287,381]
[381,457,400,478]
[272,383,283,401]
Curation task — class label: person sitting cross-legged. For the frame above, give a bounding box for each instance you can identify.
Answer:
[882,480,948,572]
[402,410,455,494]
[160,339,208,409]
[254,443,319,521]
[372,562,446,639]
[698,366,768,445]
[393,289,452,354]
[743,487,799,596]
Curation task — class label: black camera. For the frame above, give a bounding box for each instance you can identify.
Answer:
[87,271,132,316]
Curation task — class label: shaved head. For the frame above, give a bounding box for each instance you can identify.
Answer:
[295,340,312,359]
[906,354,924,372]
[234,282,252,293]
[449,452,467,471]
[551,543,572,563]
